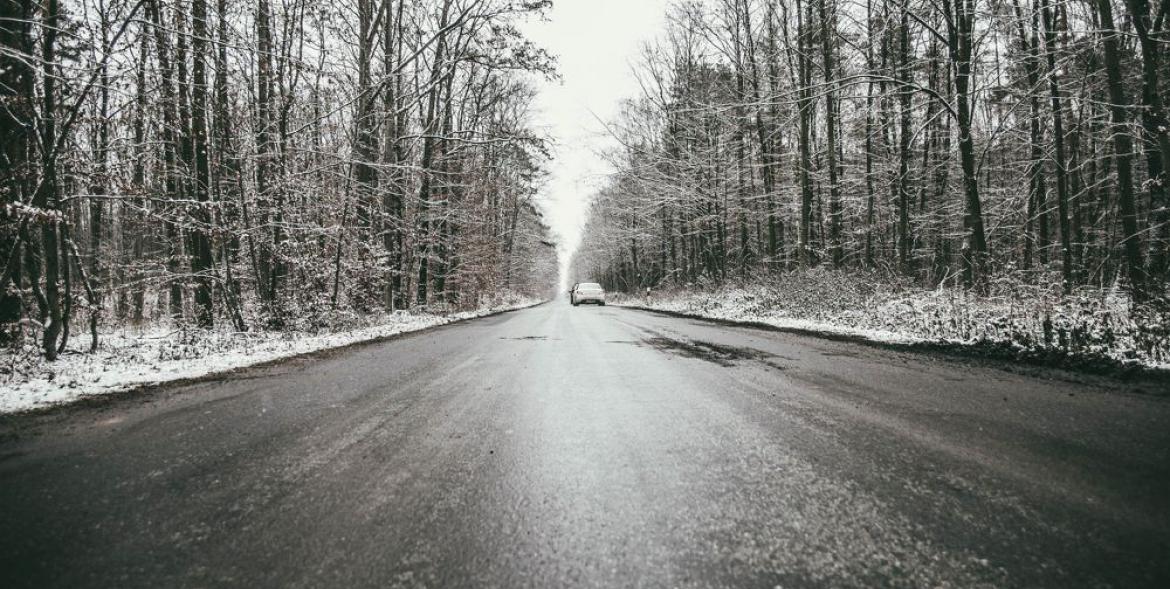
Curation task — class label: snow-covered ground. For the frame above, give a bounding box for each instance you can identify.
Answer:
[614,271,1170,372]
[623,294,919,345]
[0,297,542,414]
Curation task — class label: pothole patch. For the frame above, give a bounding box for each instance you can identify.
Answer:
[642,336,782,369]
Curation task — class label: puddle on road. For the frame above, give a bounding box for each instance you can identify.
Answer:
[626,336,785,370]
[499,335,557,341]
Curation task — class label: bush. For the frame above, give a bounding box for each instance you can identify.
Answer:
[628,269,1170,369]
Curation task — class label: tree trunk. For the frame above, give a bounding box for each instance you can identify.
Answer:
[147,0,185,320]
[1039,0,1073,291]
[416,0,453,306]
[383,0,407,310]
[1124,0,1170,288]
[796,0,815,267]
[946,0,989,286]
[895,7,913,273]
[254,0,276,312]
[1095,0,1147,299]
[190,0,215,327]
[820,0,843,267]
[39,0,63,359]
[0,0,36,344]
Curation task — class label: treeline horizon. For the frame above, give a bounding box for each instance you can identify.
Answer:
[0,0,561,360]
[572,0,1169,304]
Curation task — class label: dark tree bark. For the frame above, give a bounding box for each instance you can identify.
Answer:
[1124,0,1170,287]
[767,3,787,263]
[38,0,63,359]
[820,0,843,267]
[190,0,215,327]
[254,0,276,311]
[1011,0,1047,272]
[127,28,149,323]
[0,0,36,344]
[1039,0,1073,291]
[147,0,185,320]
[1095,0,1147,299]
[895,6,913,273]
[383,0,407,310]
[945,0,989,286]
[215,0,247,332]
[795,0,815,267]
[863,0,876,268]
[416,0,453,306]
[86,2,113,347]
[353,0,378,231]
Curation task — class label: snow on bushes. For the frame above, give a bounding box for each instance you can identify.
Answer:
[0,294,541,414]
[620,268,1170,370]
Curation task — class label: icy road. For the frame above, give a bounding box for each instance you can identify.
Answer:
[1,303,1169,587]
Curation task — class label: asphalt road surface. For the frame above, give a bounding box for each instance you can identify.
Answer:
[2,302,1169,588]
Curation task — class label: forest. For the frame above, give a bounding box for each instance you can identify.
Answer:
[0,0,560,362]
[571,0,1170,365]
[573,0,1170,365]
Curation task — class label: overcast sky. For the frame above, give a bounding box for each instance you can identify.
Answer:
[520,0,670,280]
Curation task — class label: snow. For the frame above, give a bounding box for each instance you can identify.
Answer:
[617,291,924,346]
[0,298,542,414]
[614,271,1170,372]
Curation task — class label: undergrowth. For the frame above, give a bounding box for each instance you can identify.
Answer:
[623,268,1170,369]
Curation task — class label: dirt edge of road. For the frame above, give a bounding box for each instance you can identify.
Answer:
[0,302,547,433]
[620,304,1170,394]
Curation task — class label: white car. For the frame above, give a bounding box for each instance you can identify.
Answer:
[570,282,606,306]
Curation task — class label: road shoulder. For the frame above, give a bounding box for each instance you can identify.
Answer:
[617,303,1170,394]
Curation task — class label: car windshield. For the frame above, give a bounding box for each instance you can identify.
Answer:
[579,283,602,290]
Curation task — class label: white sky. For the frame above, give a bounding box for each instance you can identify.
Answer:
[520,0,670,283]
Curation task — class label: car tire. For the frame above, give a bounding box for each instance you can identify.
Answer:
[600,302,606,306]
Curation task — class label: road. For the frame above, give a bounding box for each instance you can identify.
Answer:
[1,302,1168,588]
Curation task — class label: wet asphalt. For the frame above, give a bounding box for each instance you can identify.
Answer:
[1,302,1168,588]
